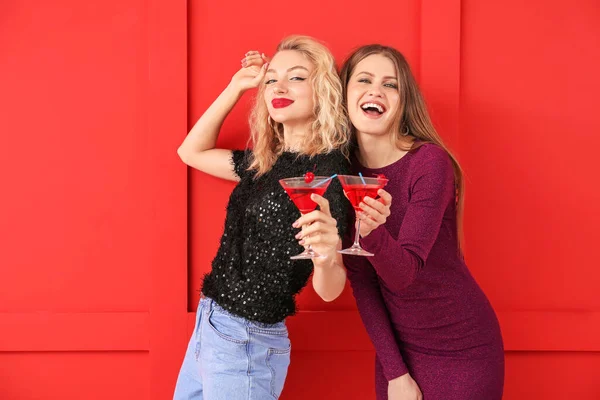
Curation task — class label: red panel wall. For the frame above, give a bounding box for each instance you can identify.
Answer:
[1,0,151,313]
[1,0,598,399]
[460,1,600,397]
[1,1,187,399]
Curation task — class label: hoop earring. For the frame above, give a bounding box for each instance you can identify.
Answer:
[401,125,410,136]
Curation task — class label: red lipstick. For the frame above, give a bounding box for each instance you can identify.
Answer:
[272,98,294,108]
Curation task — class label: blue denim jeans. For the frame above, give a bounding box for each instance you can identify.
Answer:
[173,297,291,400]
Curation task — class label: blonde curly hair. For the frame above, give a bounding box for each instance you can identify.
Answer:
[248,35,350,175]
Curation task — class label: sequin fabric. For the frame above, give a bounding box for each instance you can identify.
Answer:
[201,150,350,324]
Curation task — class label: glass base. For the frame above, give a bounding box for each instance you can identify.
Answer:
[290,248,322,260]
[338,245,374,257]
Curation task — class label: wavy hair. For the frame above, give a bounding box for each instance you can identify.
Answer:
[248,35,350,175]
[340,44,465,251]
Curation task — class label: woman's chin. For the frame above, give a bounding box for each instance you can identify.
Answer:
[354,125,390,137]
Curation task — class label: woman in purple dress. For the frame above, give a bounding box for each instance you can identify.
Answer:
[332,45,505,399]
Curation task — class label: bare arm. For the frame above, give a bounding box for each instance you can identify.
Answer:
[177,64,268,181]
[312,243,346,302]
[294,194,347,302]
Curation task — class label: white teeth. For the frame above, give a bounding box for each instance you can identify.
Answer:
[361,103,384,113]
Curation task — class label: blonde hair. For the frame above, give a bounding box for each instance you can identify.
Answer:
[340,45,465,251]
[248,35,350,175]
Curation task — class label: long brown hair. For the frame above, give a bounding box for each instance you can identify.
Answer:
[340,45,465,250]
[248,35,350,175]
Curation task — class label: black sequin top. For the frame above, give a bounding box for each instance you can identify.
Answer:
[201,149,350,324]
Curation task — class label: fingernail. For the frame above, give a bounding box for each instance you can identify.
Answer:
[292,221,299,228]
[295,233,302,239]
[299,239,305,245]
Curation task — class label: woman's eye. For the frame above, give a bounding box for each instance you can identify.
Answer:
[290,77,306,81]
[358,78,370,84]
[265,79,276,85]
[384,83,398,89]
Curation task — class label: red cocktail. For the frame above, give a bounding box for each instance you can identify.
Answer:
[279,176,333,259]
[342,184,382,212]
[282,185,329,214]
[338,175,388,256]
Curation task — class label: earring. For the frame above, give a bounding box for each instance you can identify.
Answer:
[401,125,410,136]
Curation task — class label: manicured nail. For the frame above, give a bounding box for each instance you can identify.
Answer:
[292,221,299,228]
[299,239,305,245]
[295,232,302,239]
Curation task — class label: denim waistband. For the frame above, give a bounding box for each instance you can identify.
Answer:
[200,296,287,331]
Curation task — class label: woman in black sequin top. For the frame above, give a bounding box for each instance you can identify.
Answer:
[173,36,351,400]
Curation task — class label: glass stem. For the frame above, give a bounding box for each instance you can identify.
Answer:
[303,223,315,255]
[353,218,362,247]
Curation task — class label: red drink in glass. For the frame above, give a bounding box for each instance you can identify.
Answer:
[279,176,333,259]
[337,175,388,256]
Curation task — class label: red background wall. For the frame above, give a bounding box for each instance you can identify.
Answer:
[1,0,598,399]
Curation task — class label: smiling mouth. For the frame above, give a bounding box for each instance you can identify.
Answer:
[360,102,386,117]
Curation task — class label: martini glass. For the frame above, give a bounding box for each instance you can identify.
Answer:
[279,176,333,259]
[337,175,389,256]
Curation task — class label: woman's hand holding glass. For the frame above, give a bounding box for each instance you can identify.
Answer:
[292,194,340,268]
[356,189,392,238]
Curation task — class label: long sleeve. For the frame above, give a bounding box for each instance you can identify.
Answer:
[344,254,409,380]
[360,146,455,292]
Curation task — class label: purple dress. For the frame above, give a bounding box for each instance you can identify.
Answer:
[344,143,504,400]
